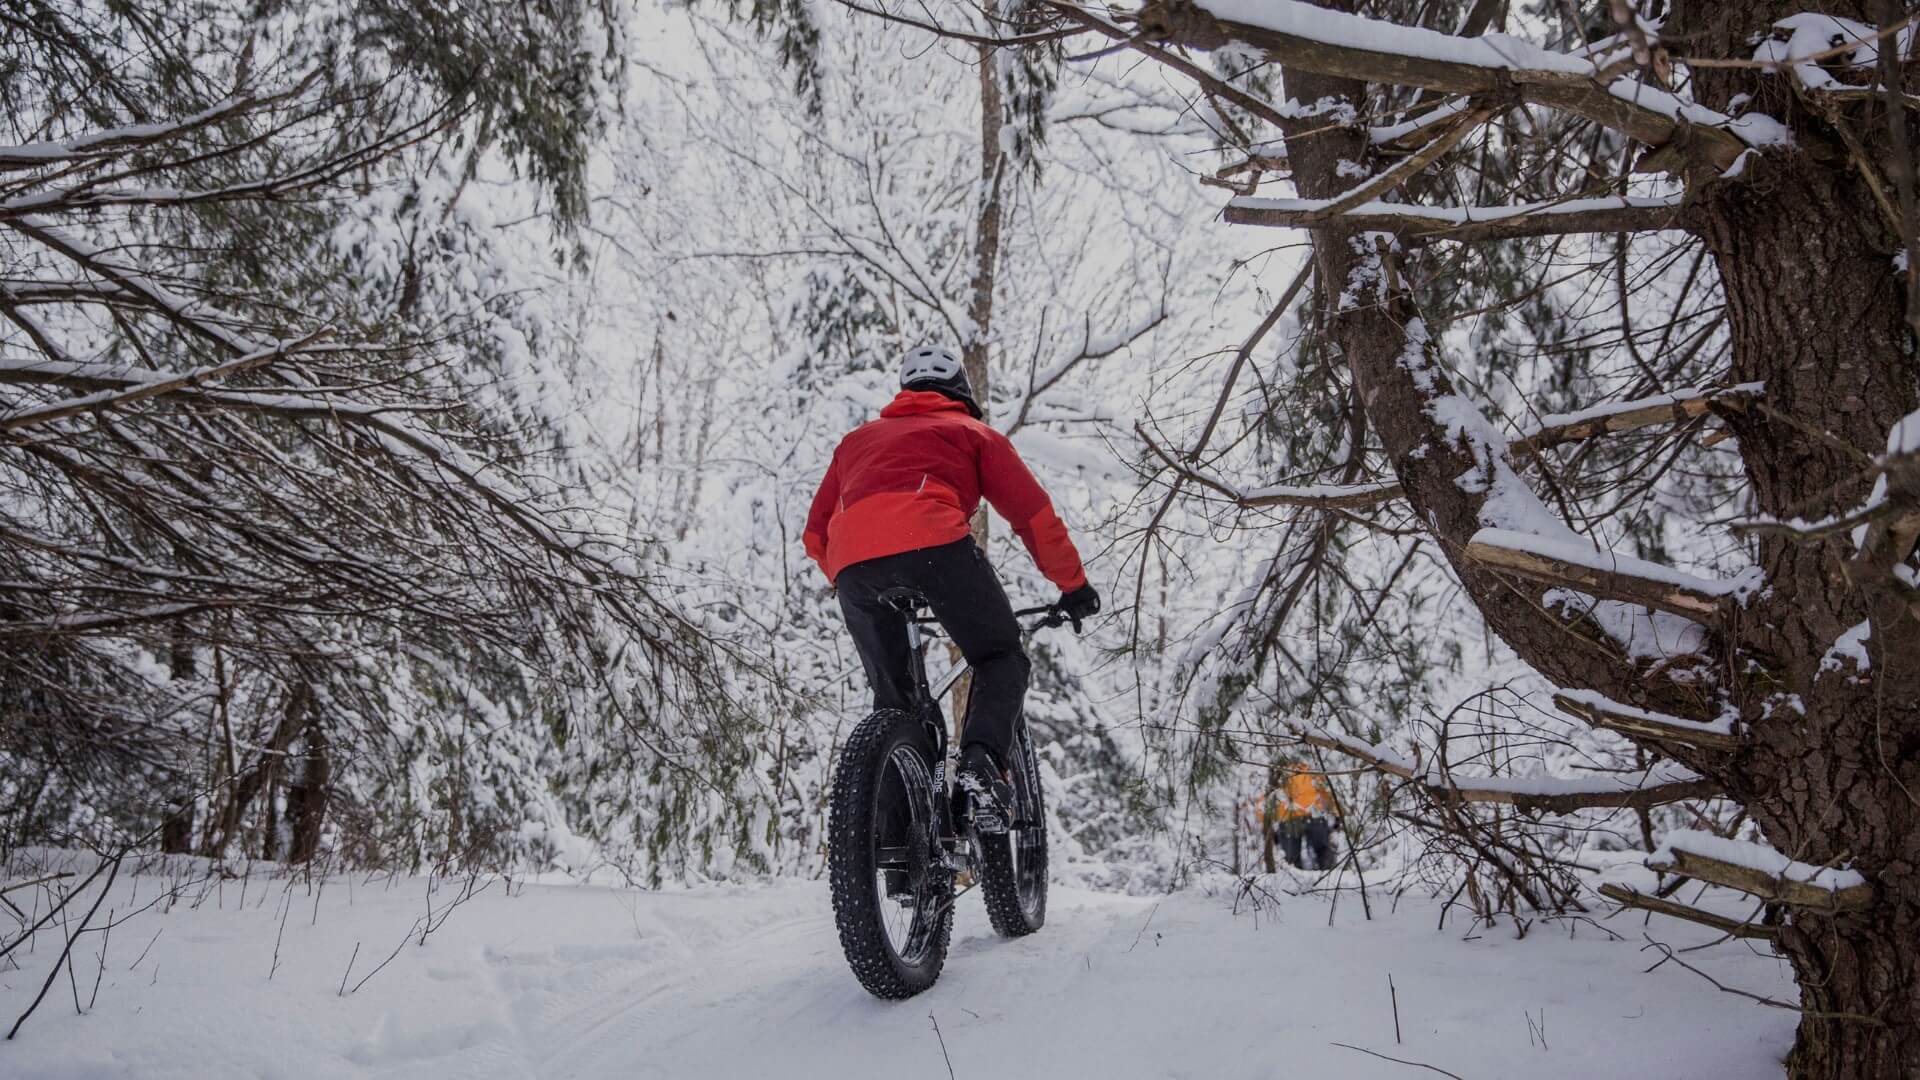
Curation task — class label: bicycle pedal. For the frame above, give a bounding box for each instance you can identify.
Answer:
[972,806,1010,835]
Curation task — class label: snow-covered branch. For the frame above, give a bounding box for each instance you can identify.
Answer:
[1226,194,1695,242]
[1296,726,1719,816]
[1133,0,1763,172]
[1465,527,1749,621]
[1552,690,1741,751]
[1647,831,1874,912]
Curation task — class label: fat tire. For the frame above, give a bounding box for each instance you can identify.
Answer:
[977,724,1048,937]
[828,709,953,998]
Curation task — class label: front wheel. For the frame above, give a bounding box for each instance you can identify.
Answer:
[977,722,1047,937]
[828,709,954,998]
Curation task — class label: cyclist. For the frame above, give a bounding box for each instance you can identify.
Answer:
[804,345,1100,831]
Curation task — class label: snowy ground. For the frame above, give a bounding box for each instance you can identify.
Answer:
[1,862,1797,1079]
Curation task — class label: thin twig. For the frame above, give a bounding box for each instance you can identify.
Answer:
[927,1013,956,1079]
[1330,1041,1467,1079]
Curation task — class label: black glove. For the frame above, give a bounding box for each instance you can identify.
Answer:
[1058,583,1101,632]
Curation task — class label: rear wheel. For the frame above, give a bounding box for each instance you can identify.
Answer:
[977,723,1047,937]
[828,709,954,998]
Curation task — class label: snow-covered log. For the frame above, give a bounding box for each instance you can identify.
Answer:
[1552,690,1741,751]
[1646,831,1874,912]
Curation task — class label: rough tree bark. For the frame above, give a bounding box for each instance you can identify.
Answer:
[953,29,1007,732]
[1131,0,1920,1073]
[1665,5,1920,1073]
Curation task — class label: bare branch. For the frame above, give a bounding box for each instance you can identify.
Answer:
[1295,727,1718,816]
[1598,883,1777,939]
[1511,385,1758,455]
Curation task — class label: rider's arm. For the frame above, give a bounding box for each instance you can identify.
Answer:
[975,428,1088,592]
[803,454,841,579]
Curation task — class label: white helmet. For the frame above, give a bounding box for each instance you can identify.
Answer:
[899,344,963,386]
[897,344,982,418]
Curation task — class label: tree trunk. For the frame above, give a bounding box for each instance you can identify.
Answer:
[285,707,331,865]
[1269,2,1920,1071]
[953,30,1007,732]
[1666,4,1920,1071]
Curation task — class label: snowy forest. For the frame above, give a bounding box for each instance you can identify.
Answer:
[2,1,1917,1078]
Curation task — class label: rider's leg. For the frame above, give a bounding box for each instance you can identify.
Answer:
[915,541,1028,761]
[1277,820,1306,869]
[834,558,918,712]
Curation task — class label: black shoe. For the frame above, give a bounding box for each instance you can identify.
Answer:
[957,744,1015,834]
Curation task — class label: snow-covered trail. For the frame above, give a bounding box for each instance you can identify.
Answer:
[2,867,1795,1079]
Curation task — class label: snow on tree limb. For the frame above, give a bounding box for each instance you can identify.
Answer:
[1132,0,1765,172]
[1465,527,1746,621]
[0,331,334,433]
[1295,725,1719,816]
[1551,690,1741,751]
[1226,194,1696,242]
[1136,424,1404,509]
[1510,384,1760,455]
[1647,831,1873,912]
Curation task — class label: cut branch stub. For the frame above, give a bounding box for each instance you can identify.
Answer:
[1552,690,1742,751]
[1646,841,1874,913]
[1596,883,1778,939]
[1464,527,1734,621]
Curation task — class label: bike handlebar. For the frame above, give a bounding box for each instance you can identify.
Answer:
[914,603,1076,633]
[1013,603,1074,632]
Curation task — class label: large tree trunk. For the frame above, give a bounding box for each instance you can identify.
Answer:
[1234,1,1920,1072]
[953,30,1007,732]
[1670,4,1920,1072]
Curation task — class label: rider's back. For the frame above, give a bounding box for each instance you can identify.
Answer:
[805,389,1084,591]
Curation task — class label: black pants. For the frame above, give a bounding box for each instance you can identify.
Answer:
[836,539,1030,759]
[1278,817,1335,870]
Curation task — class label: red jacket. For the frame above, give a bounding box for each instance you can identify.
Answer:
[804,390,1088,590]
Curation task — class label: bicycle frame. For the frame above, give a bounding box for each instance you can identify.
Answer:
[892,600,1065,862]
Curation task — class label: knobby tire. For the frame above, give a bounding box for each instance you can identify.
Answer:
[976,723,1048,937]
[828,709,953,999]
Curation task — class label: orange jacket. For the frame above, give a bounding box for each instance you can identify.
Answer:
[804,390,1087,590]
[1276,768,1334,821]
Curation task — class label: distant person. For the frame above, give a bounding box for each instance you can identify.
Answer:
[803,345,1100,829]
[1273,762,1338,870]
